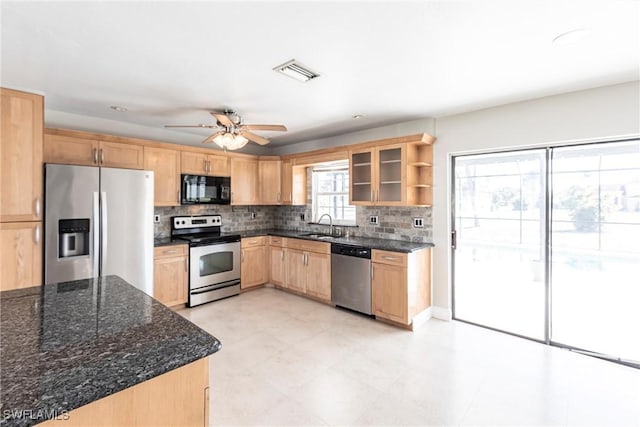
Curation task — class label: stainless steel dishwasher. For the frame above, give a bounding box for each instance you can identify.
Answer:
[331,243,372,315]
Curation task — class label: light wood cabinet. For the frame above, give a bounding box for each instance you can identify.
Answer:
[181,151,229,176]
[230,157,258,205]
[371,248,431,326]
[281,160,307,205]
[269,236,286,286]
[153,244,188,307]
[305,250,331,301]
[285,238,331,301]
[144,147,180,206]
[259,159,282,204]
[350,143,406,206]
[1,88,43,222]
[41,357,210,427]
[0,222,43,291]
[44,133,144,170]
[350,139,433,207]
[241,237,268,289]
[285,249,307,293]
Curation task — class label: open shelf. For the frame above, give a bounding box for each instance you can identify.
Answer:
[380,159,402,164]
[380,180,402,185]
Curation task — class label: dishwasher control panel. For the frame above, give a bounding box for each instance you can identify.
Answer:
[331,243,371,259]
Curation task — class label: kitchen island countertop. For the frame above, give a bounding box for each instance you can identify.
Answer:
[0,276,221,427]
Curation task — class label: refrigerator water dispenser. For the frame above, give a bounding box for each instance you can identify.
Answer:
[58,219,90,258]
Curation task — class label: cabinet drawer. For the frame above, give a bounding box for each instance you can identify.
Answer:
[241,236,267,248]
[286,238,330,254]
[268,236,285,247]
[154,244,188,259]
[372,250,407,267]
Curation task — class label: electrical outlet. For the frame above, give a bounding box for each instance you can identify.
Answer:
[251,212,257,219]
[300,213,306,221]
[154,215,160,223]
[413,217,424,228]
[369,215,379,225]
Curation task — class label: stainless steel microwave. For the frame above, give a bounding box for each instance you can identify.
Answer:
[181,174,231,205]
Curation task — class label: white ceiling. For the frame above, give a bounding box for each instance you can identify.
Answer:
[2,1,639,151]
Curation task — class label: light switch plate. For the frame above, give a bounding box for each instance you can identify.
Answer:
[369,215,379,225]
[413,217,424,228]
[154,215,160,223]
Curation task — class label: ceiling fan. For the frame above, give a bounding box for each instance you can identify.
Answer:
[165,110,287,150]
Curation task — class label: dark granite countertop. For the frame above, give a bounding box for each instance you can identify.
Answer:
[0,276,221,427]
[228,229,434,253]
[153,237,188,247]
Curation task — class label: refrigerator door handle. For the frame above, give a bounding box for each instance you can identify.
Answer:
[100,191,108,276]
[93,192,100,278]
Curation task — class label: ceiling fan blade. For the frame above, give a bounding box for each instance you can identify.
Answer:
[202,131,225,144]
[165,124,218,128]
[210,112,233,127]
[241,124,287,132]
[240,131,270,145]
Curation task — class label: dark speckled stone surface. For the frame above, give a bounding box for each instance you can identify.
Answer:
[0,276,221,427]
[232,229,434,253]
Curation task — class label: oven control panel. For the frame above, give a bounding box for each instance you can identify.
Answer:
[172,215,222,229]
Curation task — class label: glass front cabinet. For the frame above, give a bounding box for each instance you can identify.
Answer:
[349,137,433,207]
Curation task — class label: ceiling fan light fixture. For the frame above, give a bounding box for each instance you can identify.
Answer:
[273,59,320,83]
[213,132,248,150]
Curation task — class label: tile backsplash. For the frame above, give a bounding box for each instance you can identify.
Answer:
[154,204,432,243]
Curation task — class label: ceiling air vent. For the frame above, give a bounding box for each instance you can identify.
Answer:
[273,59,320,83]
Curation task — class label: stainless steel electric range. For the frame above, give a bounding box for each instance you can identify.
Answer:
[171,215,241,307]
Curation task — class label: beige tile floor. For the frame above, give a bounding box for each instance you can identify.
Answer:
[179,287,640,426]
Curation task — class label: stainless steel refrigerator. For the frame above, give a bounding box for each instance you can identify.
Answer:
[44,164,154,295]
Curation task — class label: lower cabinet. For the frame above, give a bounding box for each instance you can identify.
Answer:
[241,237,268,289]
[153,244,188,307]
[0,221,42,291]
[285,238,331,302]
[268,236,286,286]
[371,248,431,325]
[40,357,210,427]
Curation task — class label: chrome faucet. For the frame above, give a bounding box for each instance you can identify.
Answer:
[317,213,333,236]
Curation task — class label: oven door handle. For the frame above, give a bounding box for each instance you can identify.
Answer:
[190,279,240,295]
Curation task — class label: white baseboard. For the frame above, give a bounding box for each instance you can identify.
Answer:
[431,306,452,321]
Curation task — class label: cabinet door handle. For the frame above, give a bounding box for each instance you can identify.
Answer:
[34,224,40,244]
[371,265,374,280]
[34,198,41,218]
[177,191,180,204]
[164,249,177,254]
[185,259,188,272]
[93,148,98,164]
[242,250,245,263]
[383,256,398,260]
[99,148,104,164]
[371,191,374,202]
[289,192,292,203]
[281,250,284,261]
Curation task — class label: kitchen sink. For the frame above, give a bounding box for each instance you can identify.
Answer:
[299,233,334,239]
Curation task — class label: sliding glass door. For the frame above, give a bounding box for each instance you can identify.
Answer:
[550,141,640,363]
[453,150,546,340]
[453,140,640,365]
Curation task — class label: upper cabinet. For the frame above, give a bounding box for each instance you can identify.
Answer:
[181,151,229,176]
[230,157,258,205]
[258,159,282,204]
[281,160,306,205]
[144,147,181,206]
[349,136,434,207]
[44,132,144,170]
[0,88,44,222]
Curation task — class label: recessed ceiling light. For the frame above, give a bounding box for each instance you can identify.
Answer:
[110,105,128,112]
[273,59,320,83]
[552,28,590,46]
[352,114,365,119]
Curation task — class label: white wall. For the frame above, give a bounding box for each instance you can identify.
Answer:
[431,80,640,317]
